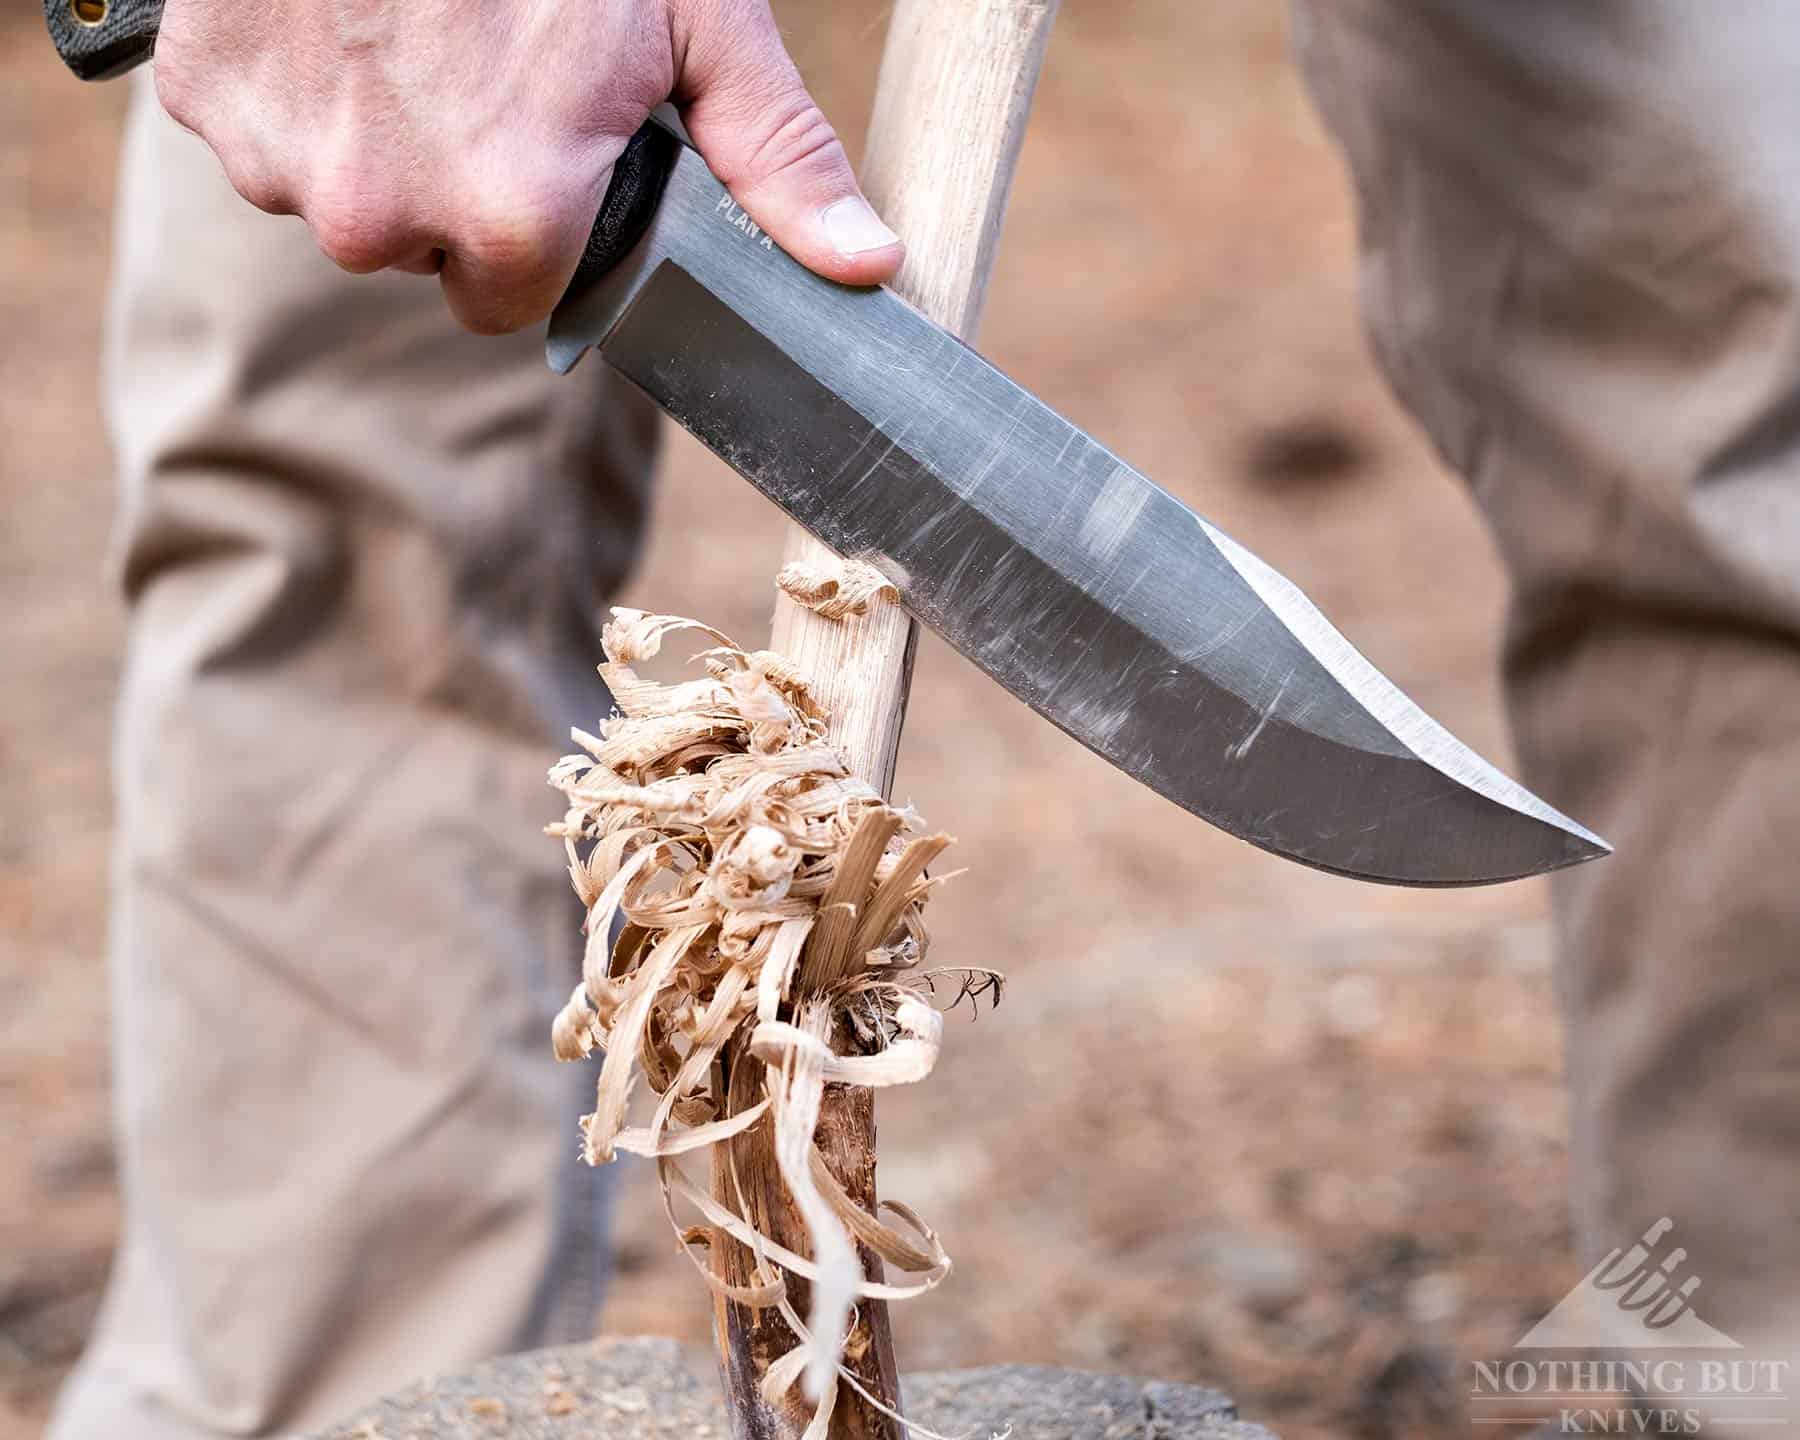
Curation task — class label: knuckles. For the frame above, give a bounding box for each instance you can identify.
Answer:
[440,171,596,334]
[734,96,844,192]
[148,15,627,333]
[307,205,412,275]
[305,155,594,331]
[216,150,293,217]
[301,162,419,273]
[153,51,294,217]
[673,0,851,197]
[150,49,201,135]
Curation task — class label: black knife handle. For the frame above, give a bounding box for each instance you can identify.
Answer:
[563,120,681,306]
[45,0,161,80]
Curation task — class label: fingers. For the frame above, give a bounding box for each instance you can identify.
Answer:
[190,126,610,332]
[434,159,614,334]
[676,1,903,287]
[394,250,446,277]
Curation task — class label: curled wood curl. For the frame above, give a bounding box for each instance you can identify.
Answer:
[549,607,990,1437]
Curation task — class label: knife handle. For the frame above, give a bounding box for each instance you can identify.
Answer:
[44,0,678,305]
[561,120,681,307]
[45,0,161,81]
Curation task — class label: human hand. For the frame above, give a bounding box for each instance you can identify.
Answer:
[151,0,904,333]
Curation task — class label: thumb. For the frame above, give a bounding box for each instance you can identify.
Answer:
[675,3,903,286]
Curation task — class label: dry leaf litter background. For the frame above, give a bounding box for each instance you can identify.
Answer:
[3,4,1580,1437]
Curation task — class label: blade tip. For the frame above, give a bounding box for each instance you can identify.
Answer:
[1495,819,1611,885]
[1556,827,1614,869]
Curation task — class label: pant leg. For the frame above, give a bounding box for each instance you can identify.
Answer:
[48,76,659,1439]
[1295,0,1800,1358]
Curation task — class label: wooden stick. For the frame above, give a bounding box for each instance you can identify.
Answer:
[711,3,1060,1437]
[770,0,1062,795]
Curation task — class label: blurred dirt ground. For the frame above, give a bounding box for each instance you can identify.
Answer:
[1,3,1583,1437]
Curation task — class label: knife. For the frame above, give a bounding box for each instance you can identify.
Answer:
[46,7,1609,886]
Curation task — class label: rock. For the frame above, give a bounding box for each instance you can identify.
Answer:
[905,1364,1275,1438]
[309,1339,1277,1439]
[312,1338,721,1440]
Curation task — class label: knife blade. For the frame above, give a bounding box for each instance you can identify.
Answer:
[548,120,1608,886]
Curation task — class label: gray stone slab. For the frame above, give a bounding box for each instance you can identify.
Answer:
[904,1364,1276,1438]
[312,1338,725,1440]
[310,1337,1275,1439]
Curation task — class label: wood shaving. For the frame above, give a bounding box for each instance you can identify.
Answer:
[776,558,900,619]
[549,606,986,1435]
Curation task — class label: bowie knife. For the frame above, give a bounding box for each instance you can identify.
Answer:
[47,7,1609,886]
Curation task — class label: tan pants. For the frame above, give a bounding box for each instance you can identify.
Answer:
[48,78,659,1438]
[54,5,1800,1433]
[1296,0,1800,1372]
